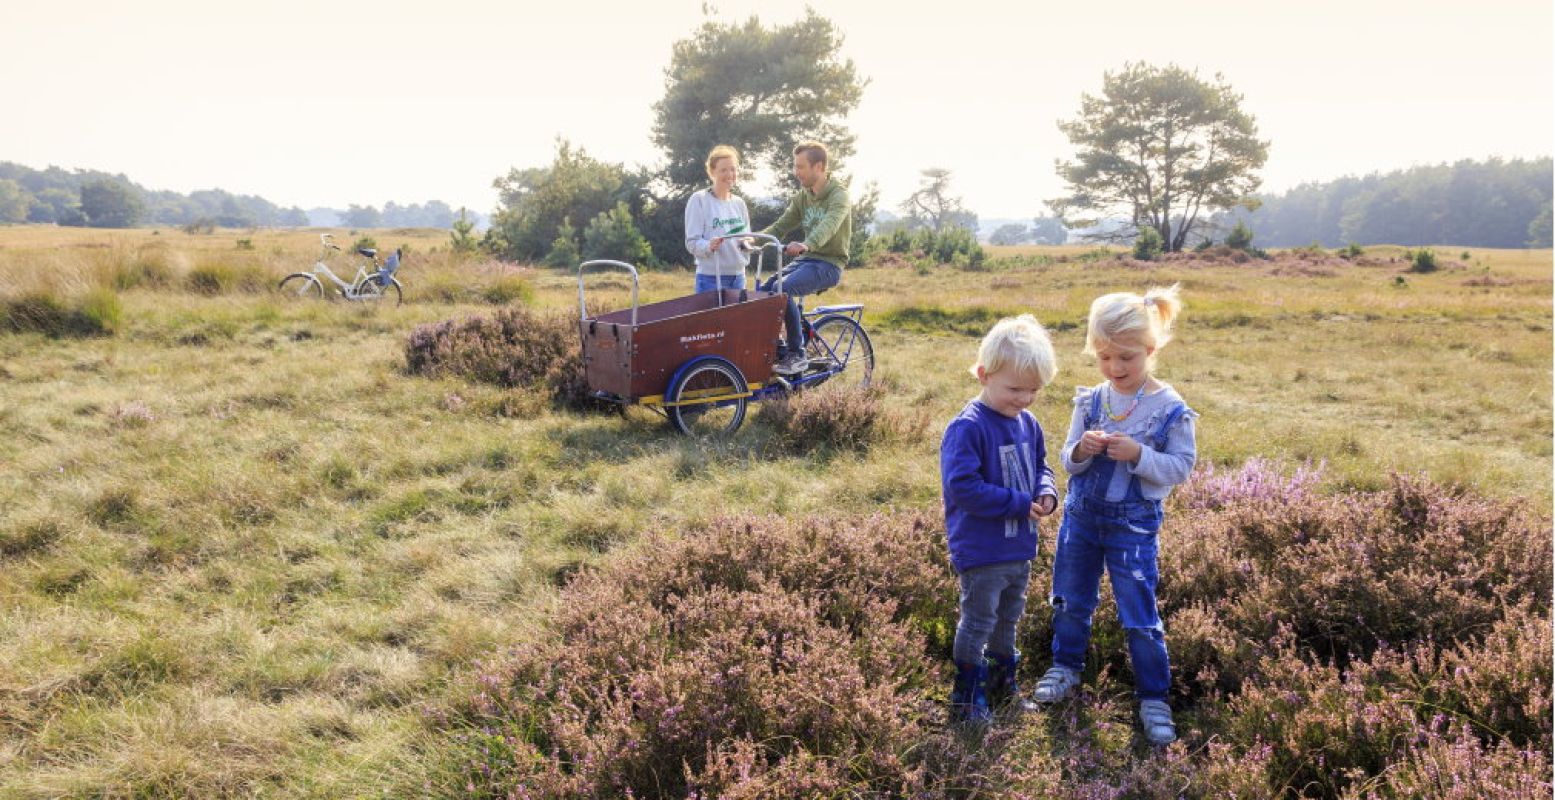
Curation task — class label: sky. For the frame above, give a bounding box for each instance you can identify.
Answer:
[2,0,1550,221]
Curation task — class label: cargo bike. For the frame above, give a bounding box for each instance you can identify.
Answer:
[576,234,874,435]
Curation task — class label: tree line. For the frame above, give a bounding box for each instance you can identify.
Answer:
[1214,157,1553,249]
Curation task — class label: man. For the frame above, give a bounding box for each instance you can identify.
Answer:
[759,141,851,375]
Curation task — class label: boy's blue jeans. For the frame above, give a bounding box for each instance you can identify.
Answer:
[694,272,745,293]
[954,560,1031,665]
[758,257,841,355]
[1049,496,1171,701]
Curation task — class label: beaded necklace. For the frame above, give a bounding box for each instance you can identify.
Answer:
[1103,381,1148,422]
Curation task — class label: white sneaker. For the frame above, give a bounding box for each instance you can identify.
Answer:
[1032,666,1081,704]
[1139,699,1177,745]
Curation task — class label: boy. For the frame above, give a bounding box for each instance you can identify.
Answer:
[940,314,1060,723]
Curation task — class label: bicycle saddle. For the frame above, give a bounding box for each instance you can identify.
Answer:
[357,248,378,258]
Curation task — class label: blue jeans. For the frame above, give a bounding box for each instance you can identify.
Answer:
[1049,496,1171,700]
[954,560,1031,664]
[759,257,841,354]
[694,272,745,293]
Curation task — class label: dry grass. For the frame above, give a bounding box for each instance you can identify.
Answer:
[0,225,1548,795]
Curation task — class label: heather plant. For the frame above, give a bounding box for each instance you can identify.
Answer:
[755,384,928,454]
[403,306,591,407]
[444,511,954,797]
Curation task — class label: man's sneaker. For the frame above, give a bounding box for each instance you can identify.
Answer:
[773,351,809,375]
[1139,699,1177,745]
[1031,666,1081,704]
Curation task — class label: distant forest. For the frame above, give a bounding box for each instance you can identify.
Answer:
[1216,157,1552,248]
[0,161,483,230]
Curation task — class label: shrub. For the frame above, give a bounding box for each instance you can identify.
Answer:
[182,218,215,235]
[542,217,581,268]
[2,288,121,337]
[1225,221,1255,250]
[582,202,655,267]
[1341,242,1365,258]
[444,511,952,798]
[756,384,926,454]
[403,306,591,407]
[478,274,535,305]
[1409,247,1439,273]
[1132,226,1164,260]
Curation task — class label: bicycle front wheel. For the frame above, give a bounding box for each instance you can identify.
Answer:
[806,315,875,390]
[666,358,748,436]
[278,273,323,300]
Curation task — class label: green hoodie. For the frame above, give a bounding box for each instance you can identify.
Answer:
[760,177,852,267]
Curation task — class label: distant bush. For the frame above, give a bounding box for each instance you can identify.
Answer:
[868,226,984,268]
[1132,226,1164,261]
[1,288,121,337]
[1225,221,1255,251]
[403,305,591,407]
[1408,247,1439,273]
[1341,242,1365,258]
[182,218,215,235]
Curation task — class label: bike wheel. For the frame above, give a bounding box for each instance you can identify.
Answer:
[805,315,875,390]
[666,359,748,436]
[351,277,403,306]
[278,273,323,300]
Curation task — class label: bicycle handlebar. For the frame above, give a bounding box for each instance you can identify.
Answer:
[319,233,341,251]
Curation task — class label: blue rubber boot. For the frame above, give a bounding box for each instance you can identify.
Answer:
[986,651,1038,713]
[950,660,993,725]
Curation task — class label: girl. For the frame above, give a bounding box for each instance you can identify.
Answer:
[1033,284,1197,746]
[683,144,752,292]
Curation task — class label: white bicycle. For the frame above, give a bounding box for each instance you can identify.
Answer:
[278,234,404,305]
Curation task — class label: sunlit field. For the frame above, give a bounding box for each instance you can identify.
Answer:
[1,226,1549,795]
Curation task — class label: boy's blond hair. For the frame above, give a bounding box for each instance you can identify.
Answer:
[1084,284,1183,367]
[971,314,1057,387]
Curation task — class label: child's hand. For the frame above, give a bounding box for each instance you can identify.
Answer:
[1029,501,1042,522]
[1035,495,1057,516]
[709,236,726,251]
[1076,430,1110,460]
[1105,433,1143,464]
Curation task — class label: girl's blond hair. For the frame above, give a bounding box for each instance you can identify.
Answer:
[1083,284,1183,365]
[970,314,1057,388]
[705,145,739,177]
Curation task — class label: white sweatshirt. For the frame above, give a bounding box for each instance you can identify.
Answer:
[684,188,752,277]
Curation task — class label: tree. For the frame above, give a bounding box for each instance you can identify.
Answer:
[900,168,976,232]
[79,179,145,228]
[1529,200,1552,248]
[450,208,481,255]
[341,204,382,228]
[0,178,28,223]
[486,139,648,263]
[652,9,865,197]
[1031,216,1068,245]
[582,202,654,266]
[1051,63,1269,253]
[989,223,1032,246]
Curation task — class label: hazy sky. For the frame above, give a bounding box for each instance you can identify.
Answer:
[3,0,1550,220]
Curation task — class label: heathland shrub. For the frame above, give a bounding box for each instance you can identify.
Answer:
[756,384,927,454]
[444,461,1551,797]
[1132,225,1164,261]
[1408,247,1439,273]
[447,511,952,797]
[2,288,121,337]
[403,305,590,407]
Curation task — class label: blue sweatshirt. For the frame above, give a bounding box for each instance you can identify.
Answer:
[940,399,1059,572]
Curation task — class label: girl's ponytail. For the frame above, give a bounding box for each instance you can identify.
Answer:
[1142,284,1183,347]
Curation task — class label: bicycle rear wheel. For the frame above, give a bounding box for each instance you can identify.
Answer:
[278,273,323,300]
[351,277,403,306]
[805,315,874,390]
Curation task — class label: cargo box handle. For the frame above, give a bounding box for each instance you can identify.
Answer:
[578,260,641,328]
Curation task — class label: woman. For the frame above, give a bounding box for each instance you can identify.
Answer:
[684,144,752,292]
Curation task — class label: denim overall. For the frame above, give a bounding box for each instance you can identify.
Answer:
[1049,390,1189,702]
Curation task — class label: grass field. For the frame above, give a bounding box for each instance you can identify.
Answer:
[0,227,1550,796]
